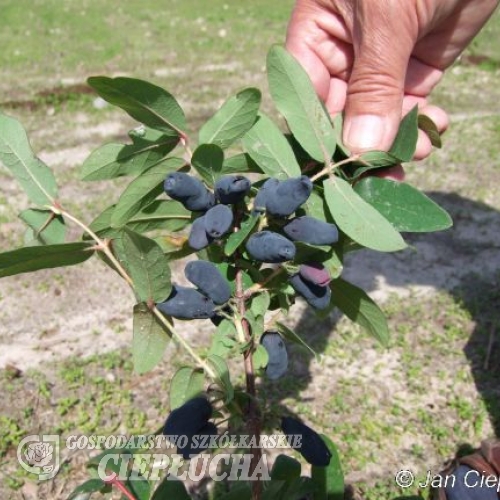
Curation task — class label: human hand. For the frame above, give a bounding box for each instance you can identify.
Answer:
[286,0,499,159]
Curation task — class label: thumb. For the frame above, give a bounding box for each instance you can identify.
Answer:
[343,0,417,153]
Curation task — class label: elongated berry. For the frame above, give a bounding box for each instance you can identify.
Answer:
[157,285,215,319]
[188,215,211,250]
[265,176,313,217]
[299,263,331,287]
[164,172,215,212]
[281,416,332,467]
[177,422,218,459]
[252,178,279,215]
[261,332,288,380]
[163,397,213,437]
[289,273,331,310]
[283,216,339,245]
[215,175,251,204]
[204,204,234,238]
[246,231,296,263]
[185,260,231,305]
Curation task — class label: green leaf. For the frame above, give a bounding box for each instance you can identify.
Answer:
[199,88,261,149]
[89,200,191,239]
[270,455,302,481]
[267,46,336,163]
[191,143,224,186]
[125,475,151,500]
[222,153,262,175]
[275,322,316,357]
[250,291,271,319]
[66,479,107,499]
[80,128,178,181]
[330,278,389,346]
[111,157,184,228]
[354,177,452,232]
[207,355,234,403]
[19,209,66,245]
[224,215,259,256]
[151,476,191,500]
[356,151,400,173]
[209,320,238,358]
[169,367,205,410]
[0,112,57,206]
[121,229,171,303]
[323,177,406,252]
[243,114,301,179]
[87,77,186,136]
[389,105,418,162]
[418,114,442,148]
[132,303,170,374]
[311,435,344,500]
[0,242,94,278]
[253,344,269,370]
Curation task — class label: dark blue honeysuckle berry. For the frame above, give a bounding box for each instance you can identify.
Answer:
[157,285,215,319]
[289,273,331,310]
[185,260,231,305]
[163,397,213,437]
[246,231,296,263]
[215,175,251,205]
[261,332,288,380]
[265,176,313,217]
[283,216,339,246]
[281,416,332,467]
[164,172,215,212]
[299,262,331,287]
[188,215,212,250]
[204,204,234,238]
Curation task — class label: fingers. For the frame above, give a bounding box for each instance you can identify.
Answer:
[343,0,418,153]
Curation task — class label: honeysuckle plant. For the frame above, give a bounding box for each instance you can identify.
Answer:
[0,45,451,500]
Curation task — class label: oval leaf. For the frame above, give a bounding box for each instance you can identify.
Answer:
[207,355,234,403]
[389,105,418,162]
[354,177,452,232]
[169,367,205,410]
[330,278,389,347]
[120,228,172,303]
[323,177,406,252]
[266,46,336,164]
[132,303,170,374]
[243,114,301,179]
[224,214,259,256]
[0,242,94,278]
[0,112,57,206]
[191,143,224,186]
[81,130,178,181]
[111,157,184,228]
[87,76,186,136]
[151,476,191,500]
[199,88,261,149]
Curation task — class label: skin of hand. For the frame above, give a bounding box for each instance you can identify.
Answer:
[286,0,499,160]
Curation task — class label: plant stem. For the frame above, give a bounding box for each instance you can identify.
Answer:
[105,473,137,500]
[234,213,263,500]
[55,205,217,380]
[152,307,217,379]
[243,266,284,300]
[310,155,360,182]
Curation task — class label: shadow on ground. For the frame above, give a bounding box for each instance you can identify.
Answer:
[259,191,500,499]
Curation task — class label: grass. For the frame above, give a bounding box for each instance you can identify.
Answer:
[0,2,499,499]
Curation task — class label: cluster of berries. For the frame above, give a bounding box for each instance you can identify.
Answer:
[162,172,339,311]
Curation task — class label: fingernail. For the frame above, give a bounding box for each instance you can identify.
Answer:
[343,115,386,152]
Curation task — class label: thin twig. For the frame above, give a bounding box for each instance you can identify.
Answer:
[310,155,360,182]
